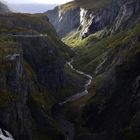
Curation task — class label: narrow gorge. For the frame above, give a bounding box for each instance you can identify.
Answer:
[0,0,140,140]
[52,58,93,140]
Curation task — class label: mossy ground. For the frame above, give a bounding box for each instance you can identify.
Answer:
[71,23,140,73]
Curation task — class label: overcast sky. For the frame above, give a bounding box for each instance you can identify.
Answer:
[3,0,72,4]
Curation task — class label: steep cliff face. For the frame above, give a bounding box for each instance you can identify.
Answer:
[0,39,67,140]
[47,6,80,38]
[46,0,140,39]
[0,13,74,93]
[109,0,140,34]
[15,35,66,93]
[0,5,75,139]
[46,1,140,140]
[0,42,34,140]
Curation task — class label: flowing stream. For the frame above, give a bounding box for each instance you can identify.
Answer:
[0,128,14,140]
[52,58,93,140]
[59,58,92,105]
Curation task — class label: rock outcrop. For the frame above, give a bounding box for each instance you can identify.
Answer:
[0,4,74,140]
[0,42,35,140]
[46,0,140,39]
[46,1,140,140]
[46,6,80,38]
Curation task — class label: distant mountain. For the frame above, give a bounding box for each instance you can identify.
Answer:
[0,1,10,13]
[8,4,58,13]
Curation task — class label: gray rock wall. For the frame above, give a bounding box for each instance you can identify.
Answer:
[46,0,140,39]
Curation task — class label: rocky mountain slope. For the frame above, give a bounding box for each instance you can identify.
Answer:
[46,0,140,39]
[66,22,140,140]
[0,2,86,140]
[46,0,140,140]
[0,1,140,140]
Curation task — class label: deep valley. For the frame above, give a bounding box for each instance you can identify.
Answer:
[0,0,140,140]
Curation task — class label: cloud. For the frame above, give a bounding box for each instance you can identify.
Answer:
[3,0,72,4]
[34,0,72,4]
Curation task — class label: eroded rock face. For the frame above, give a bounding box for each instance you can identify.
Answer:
[47,7,80,38]
[0,7,72,139]
[0,37,68,140]
[16,37,67,93]
[0,50,34,140]
[110,0,140,34]
[79,0,121,38]
[46,0,140,39]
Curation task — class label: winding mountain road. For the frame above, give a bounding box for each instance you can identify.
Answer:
[0,34,48,38]
[10,34,48,38]
[52,58,93,140]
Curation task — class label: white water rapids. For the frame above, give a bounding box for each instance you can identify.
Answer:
[0,128,14,140]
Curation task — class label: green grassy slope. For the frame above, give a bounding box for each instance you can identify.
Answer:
[63,22,140,139]
[73,22,140,73]
[60,0,112,13]
[0,13,74,59]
